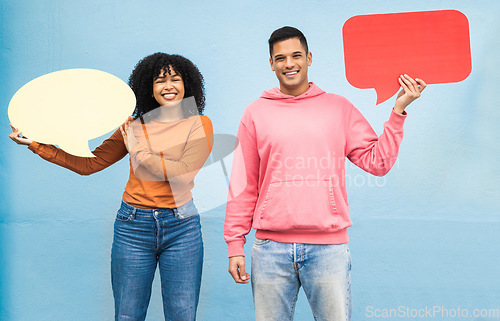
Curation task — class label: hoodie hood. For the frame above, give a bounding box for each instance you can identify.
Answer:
[260,82,325,101]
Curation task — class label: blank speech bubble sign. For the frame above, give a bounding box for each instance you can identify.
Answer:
[343,10,472,104]
[8,69,136,156]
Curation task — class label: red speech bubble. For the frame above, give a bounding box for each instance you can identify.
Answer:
[343,10,472,104]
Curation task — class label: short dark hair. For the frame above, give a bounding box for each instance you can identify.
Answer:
[128,52,205,118]
[268,26,308,57]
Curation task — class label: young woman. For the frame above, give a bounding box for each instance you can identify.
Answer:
[9,53,213,321]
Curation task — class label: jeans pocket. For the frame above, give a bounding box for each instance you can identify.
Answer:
[115,209,133,222]
[175,199,199,220]
[254,238,271,246]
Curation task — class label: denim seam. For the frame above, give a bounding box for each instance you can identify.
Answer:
[154,213,160,251]
[289,289,299,321]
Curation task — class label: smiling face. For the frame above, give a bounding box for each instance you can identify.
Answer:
[269,37,312,96]
[152,66,185,106]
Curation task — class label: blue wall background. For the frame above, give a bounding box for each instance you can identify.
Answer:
[1,0,499,320]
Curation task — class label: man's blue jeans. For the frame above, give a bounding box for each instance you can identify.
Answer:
[111,199,203,321]
[251,239,351,321]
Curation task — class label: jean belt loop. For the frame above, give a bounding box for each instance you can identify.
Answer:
[131,208,137,219]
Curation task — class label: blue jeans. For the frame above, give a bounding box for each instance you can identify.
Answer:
[111,199,203,321]
[251,239,351,321]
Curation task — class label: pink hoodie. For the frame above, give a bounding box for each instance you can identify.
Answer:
[224,82,406,257]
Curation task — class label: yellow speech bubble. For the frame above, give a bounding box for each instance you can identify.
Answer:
[8,68,136,157]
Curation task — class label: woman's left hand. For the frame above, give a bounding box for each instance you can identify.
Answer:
[119,116,138,152]
[394,74,427,114]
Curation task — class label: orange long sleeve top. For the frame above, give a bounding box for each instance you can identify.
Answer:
[28,115,213,209]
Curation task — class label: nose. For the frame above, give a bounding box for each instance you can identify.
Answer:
[164,80,174,89]
[285,57,294,69]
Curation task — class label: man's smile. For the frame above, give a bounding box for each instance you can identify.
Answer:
[284,70,299,78]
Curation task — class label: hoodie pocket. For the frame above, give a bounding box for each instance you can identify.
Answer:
[257,178,345,231]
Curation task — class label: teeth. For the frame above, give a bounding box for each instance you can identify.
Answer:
[163,94,176,99]
[286,71,297,75]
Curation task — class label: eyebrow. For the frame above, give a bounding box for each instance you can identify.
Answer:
[154,73,181,80]
[273,51,303,59]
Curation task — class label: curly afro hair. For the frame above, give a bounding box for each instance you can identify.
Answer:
[128,52,205,118]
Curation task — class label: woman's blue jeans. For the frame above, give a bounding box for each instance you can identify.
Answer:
[111,199,203,321]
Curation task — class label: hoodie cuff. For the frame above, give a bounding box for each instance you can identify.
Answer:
[389,108,407,127]
[227,240,246,258]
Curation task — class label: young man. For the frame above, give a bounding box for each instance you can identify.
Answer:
[224,26,426,321]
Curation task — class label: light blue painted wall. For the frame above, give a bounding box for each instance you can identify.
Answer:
[1,0,499,320]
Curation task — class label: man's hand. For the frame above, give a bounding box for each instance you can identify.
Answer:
[228,256,251,284]
[394,74,427,114]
